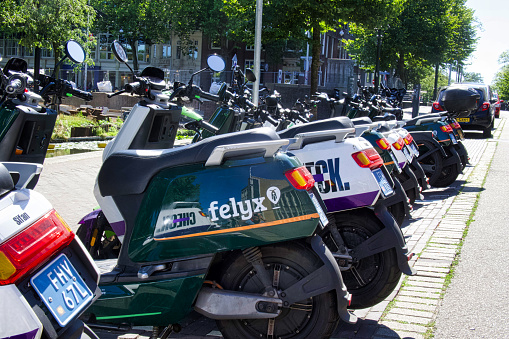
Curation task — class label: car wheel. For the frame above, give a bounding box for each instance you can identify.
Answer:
[482,122,493,138]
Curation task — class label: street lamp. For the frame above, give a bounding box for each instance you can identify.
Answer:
[374,29,382,93]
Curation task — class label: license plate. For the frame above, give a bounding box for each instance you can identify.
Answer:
[410,143,419,157]
[309,192,329,228]
[449,133,458,144]
[402,147,413,163]
[31,254,93,327]
[372,168,394,197]
[457,117,469,122]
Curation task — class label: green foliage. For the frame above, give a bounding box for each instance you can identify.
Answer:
[346,0,477,85]
[463,72,483,83]
[421,67,450,103]
[493,65,509,101]
[1,0,96,66]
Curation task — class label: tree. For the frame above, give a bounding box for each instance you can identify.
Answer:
[1,0,95,75]
[493,51,509,100]
[223,0,405,95]
[345,0,476,87]
[92,0,203,71]
[463,72,483,83]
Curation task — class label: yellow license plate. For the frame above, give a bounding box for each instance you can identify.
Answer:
[457,118,470,122]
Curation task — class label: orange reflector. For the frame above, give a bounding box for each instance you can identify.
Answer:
[392,137,404,150]
[440,124,453,133]
[15,147,23,155]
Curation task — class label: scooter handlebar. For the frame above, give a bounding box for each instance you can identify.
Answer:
[67,87,93,101]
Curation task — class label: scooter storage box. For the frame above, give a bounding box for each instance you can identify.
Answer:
[441,87,480,117]
[0,104,57,165]
[129,103,182,150]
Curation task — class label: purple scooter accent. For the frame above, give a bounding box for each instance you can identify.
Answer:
[323,191,379,212]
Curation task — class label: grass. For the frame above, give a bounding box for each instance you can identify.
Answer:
[51,113,196,141]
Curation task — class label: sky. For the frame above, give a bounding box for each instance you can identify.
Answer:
[465,0,509,84]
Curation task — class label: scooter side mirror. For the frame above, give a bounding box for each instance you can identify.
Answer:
[245,68,256,82]
[64,40,86,64]
[112,40,129,64]
[207,54,225,72]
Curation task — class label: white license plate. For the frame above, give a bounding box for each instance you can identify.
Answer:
[449,133,458,144]
[402,147,413,163]
[410,143,419,157]
[372,168,394,197]
[31,254,93,327]
[309,192,329,228]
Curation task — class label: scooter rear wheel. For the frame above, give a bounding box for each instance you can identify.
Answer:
[417,140,444,187]
[216,242,339,339]
[332,210,401,309]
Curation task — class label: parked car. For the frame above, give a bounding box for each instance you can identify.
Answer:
[493,92,502,118]
[432,83,495,138]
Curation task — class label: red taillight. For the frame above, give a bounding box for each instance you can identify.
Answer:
[432,102,444,111]
[440,124,453,133]
[403,133,413,145]
[285,166,315,191]
[0,210,74,285]
[376,138,391,150]
[352,148,383,170]
[480,102,490,111]
[450,122,461,129]
[392,137,404,150]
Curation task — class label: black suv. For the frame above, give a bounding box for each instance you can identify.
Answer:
[432,83,495,138]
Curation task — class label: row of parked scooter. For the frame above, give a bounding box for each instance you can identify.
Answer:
[0,39,481,339]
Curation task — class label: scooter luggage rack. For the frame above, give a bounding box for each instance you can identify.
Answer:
[354,123,378,137]
[205,139,289,166]
[1,162,42,189]
[286,127,356,150]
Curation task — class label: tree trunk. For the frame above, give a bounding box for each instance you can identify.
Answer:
[395,52,405,84]
[34,47,41,93]
[310,21,321,97]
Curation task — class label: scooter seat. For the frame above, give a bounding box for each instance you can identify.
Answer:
[404,113,441,126]
[278,117,354,138]
[98,128,281,197]
[351,117,373,126]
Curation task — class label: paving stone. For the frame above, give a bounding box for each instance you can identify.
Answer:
[378,321,428,333]
[405,280,443,289]
[398,290,441,299]
[403,286,442,294]
[393,301,436,312]
[408,276,445,284]
[413,259,452,267]
[388,307,434,319]
[413,266,450,273]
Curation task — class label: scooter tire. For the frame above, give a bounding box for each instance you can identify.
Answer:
[454,142,468,171]
[332,210,401,309]
[216,242,339,339]
[417,140,444,187]
[432,147,461,187]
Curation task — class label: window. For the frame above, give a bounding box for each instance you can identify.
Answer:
[246,44,254,51]
[162,44,171,58]
[5,36,19,56]
[245,60,254,74]
[210,37,221,50]
[99,34,115,60]
[137,42,150,62]
[41,48,53,58]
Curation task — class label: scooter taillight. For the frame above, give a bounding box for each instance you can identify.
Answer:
[432,102,444,111]
[352,148,383,170]
[285,166,315,191]
[0,210,74,285]
[440,124,453,133]
[392,137,405,150]
[451,121,461,129]
[403,133,414,145]
[376,138,391,150]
